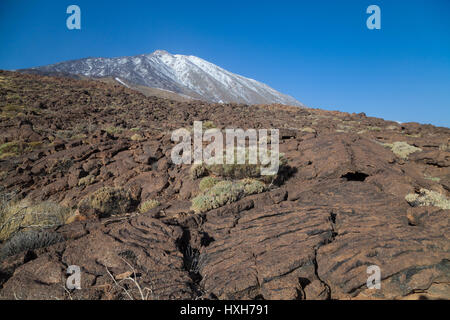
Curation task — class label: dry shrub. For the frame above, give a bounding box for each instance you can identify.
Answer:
[0,197,71,242]
[405,188,450,210]
[138,199,160,213]
[191,179,267,213]
[383,141,422,159]
[78,187,135,218]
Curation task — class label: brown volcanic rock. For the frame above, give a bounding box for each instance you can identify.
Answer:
[311,183,449,299]
[0,254,68,300]
[0,215,195,300]
[295,133,396,179]
[199,202,333,300]
[198,181,449,300]
[0,70,450,300]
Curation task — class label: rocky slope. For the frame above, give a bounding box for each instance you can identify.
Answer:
[0,70,449,300]
[20,50,304,106]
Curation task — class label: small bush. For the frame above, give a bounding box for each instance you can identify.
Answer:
[138,199,160,213]
[191,181,242,213]
[189,147,289,213]
[199,149,287,181]
[0,200,71,241]
[130,133,144,142]
[70,133,87,140]
[205,162,261,180]
[203,121,216,130]
[199,176,220,192]
[300,127,316,133]
[0,152,17,160]
[0,141,43,159]
[79,187,134,218]
[0,141,21,155]
[191,179,267,213]
[190,164,207,180]
[386,125,399,131]
[383,141,422,159]
[105,126,123,135]
[405,188,450,210]
[78,174,95,186]
[238,178,267,195]
[0,230,64,260]
[424,175,441,182]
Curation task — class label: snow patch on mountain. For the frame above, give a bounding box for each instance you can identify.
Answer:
[115,77,129,88]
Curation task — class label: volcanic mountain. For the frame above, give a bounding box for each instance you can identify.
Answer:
[20,50,304,106]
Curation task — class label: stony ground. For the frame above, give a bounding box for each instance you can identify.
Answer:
[0,70,449,300]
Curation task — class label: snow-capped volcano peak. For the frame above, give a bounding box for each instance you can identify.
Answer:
[22,50,304,106]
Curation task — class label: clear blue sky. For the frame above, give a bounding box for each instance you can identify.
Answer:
[1,0,449,127]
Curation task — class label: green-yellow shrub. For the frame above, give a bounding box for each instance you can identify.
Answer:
[199,176,220,192]
[0,141,21,155]
[300,127,316,133]
[424,175,441,182]
[203,121,216,130]
[190,164,207,180]
[191,181,242,213]
[139,199,160,213]
[200,149,287,181]
[0,200,71,241]
[191,179,267,213]
[405,188,450,210]
[78,187,134,218]
[238,178,267,195]
[78,174,95,186]
[130,133,144,141]
[383,141,422,159]
[0,141,43,159]
[105,126,123,135]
